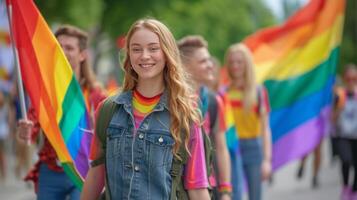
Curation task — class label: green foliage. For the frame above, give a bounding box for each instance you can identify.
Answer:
[35,0,276,65]
[35,0,103,29]
[339,0,357,73]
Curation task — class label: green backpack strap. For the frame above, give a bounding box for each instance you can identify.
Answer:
[202,128,214,181]
[95,95,118,200]
[95,95,118,150]
[170,125,215,199]
[170,134,189,200]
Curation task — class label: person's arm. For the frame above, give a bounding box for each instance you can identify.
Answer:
[331,91,341,124]
[260,87,272,181]
[184,124,210,200]
[188,189,210,200]
[261,113,272,181]
[215,129,232,200]
[80,164,105,200]
[214,96,232,200]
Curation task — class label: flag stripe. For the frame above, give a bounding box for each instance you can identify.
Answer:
[270,76,334,142]
[265,47,338,109]
[272,106,330,170]
[59,77,86,141]
[247,1,344,63]
[254,15,343,83]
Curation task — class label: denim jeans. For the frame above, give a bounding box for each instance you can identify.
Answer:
[230,150,243,200]
[240,138,263,200]
[37,163,80,200]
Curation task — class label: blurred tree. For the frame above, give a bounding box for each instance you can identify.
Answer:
[35,0,103,29]
[339,0,357,73]
[35,0,276,79]
[158,0,276,63]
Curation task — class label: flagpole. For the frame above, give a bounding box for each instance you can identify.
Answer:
[6,2,31,146]
[5,3,27,120]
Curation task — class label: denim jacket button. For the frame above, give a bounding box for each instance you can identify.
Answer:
[158,137,164,143]
[139,133,144,139]
[134,165,140,172]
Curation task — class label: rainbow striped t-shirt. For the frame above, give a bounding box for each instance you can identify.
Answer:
[132,89,161,129]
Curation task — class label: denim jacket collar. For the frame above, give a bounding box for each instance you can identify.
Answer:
[114,89,169,111]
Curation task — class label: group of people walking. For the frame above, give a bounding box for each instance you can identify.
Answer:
[9,17,357,200]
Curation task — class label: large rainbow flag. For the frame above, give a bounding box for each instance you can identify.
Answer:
[6,0,92,189]
[244,0,345,170]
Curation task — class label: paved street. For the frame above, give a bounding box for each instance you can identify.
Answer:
[264,139,340,200]
[0,138,340,200]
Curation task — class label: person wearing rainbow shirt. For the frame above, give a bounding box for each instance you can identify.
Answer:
[223,43,272,200]
[81,19,210,200]
[177,35,232,200]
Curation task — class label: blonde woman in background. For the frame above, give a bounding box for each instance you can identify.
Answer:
[223,43,272,200]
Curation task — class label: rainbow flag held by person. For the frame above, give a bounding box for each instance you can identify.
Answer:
[217,91,239,153]
[6,0,92,189]
[244,0,345,170]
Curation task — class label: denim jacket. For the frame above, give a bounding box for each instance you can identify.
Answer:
[105,90,174,199]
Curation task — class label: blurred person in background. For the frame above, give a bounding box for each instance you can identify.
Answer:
[296,141,322,188]
[223,43,272,200]
[16,25,106,200]
[0,91,10,181]
[207,56,221,92]
[332,64,357,200]
[178,35,232,200]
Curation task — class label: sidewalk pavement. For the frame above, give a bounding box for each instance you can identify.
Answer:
[263,138,340,200]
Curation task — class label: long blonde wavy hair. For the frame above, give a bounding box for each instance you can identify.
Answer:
[122,18,200,157]
[225,43,257,111]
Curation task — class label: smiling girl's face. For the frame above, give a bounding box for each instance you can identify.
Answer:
[129,28,166,82]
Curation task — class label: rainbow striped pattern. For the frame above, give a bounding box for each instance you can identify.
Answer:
[7,0,92,188]
[132,90,161,129]
[244,0,345,169]
[217,92,239,153]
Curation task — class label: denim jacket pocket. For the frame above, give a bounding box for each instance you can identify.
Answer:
[106,125,125,158]
[145,132,174,167]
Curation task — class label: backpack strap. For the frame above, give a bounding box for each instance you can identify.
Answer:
[170,133,189,200]
[95,95,119,200]
[207,91,218,134]
[95,95,119,149]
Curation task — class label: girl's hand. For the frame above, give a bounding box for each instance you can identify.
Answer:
[261,159,272,181]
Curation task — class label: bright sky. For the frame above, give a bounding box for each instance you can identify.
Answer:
[264,0,309,18]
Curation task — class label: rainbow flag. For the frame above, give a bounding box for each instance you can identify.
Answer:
[7,0,92,189]
[217,91,239,153]
[244,0,345,170]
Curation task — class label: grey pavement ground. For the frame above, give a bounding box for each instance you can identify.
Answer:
[0,142,36,200]
[0,138,341,200]
[264,138,341,200]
